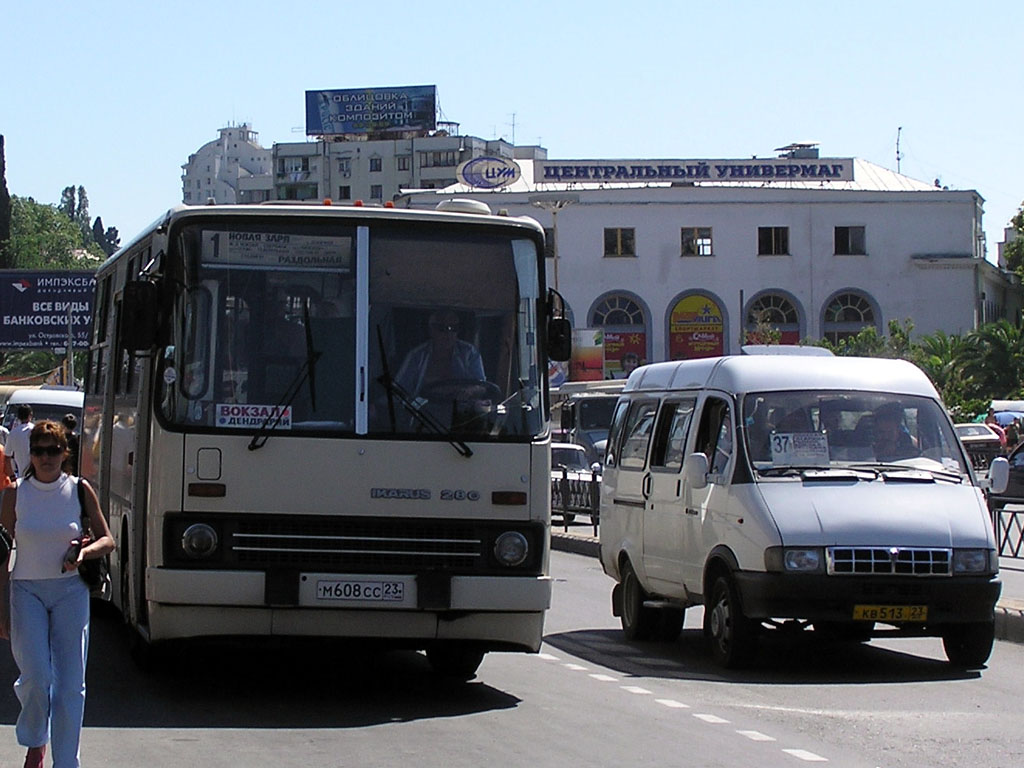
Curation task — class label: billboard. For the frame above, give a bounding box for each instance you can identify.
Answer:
[0,271,95,350]
[306,85,437,135]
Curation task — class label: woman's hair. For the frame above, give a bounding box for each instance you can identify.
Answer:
[29,420,69,450]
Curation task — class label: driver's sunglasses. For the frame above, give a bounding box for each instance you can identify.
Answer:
[30,445,65,457]
[430,322,459,333]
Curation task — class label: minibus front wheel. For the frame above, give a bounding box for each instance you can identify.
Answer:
[941,621,995,668]
[705,573,758,668]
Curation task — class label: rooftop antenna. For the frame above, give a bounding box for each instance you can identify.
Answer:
[896,126,903,173]
[508,112,516,145]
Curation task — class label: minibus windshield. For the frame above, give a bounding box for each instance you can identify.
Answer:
[742,391,968,475]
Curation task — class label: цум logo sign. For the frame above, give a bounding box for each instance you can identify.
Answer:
[457,156,522,189]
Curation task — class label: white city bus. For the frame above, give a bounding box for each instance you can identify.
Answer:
[83,199,570,678]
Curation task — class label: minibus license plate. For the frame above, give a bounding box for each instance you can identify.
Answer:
[852,604,927,622]
[316,579,405,602]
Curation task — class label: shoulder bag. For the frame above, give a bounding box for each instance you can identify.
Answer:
[76,478,105,588]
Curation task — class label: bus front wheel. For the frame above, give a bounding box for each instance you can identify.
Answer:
[426,643,485,680]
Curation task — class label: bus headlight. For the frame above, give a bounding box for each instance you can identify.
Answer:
[494,531,529,567]
[181,523,219,559]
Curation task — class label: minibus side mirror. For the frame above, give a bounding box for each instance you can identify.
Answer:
[986,456,1009,495]
[684,452,709,489]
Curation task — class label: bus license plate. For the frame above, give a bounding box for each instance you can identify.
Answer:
[852,604,927,622]
[316,579,405,602]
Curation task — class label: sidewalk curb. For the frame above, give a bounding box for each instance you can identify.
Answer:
[551,530,1024,645]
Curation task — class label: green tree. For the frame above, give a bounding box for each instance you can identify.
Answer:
[911,330,968,407]
[959,319,1024,400]
[822,319,915,359]
[0,135,11,268]
[1004,201,1024,276]
[7,195,104,268]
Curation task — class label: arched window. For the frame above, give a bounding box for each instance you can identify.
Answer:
[592,295,644,326]
[823,292,876,344]
[746,292,801,344]
[590,293,648,378]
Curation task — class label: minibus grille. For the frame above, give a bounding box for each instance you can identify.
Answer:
[231,518,483,570]
[827,547,952,576]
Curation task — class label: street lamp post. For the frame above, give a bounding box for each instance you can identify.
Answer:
[530,195,577,293]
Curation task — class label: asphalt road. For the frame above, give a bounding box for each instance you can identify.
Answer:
[1,552,1023,767]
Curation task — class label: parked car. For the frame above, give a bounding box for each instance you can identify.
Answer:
[551,442,601,524]
[955,423,1004,472]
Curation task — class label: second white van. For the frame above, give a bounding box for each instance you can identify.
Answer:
[599,353,1007,669]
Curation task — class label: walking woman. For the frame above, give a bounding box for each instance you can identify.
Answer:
[0,421,114,768]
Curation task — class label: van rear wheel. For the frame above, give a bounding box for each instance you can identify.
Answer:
[620,561,658,641]
[942,621,994,668]
[704,574,758,668]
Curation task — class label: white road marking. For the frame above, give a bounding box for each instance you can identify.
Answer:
[589,674,618,682]
[563,663,587,671]
[737,730,776,742]
[620,685,652,695]
[655,699,690,709]
[537,653,560,661]
[693,713,730,724]
[782,748,828,762]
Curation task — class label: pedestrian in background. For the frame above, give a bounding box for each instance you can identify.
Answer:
[0,420,115,768]
[7,405,34,478]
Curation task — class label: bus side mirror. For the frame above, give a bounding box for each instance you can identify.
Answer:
[548,317,571,362]
[121,281,158,351]
[684,452,709,489]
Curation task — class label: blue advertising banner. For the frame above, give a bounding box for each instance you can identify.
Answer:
[306,85,437,135]
[0,271,95,349]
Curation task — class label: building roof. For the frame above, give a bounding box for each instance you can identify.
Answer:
[415,157,948,196]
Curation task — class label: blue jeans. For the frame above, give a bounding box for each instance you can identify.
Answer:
[10,577,90,768]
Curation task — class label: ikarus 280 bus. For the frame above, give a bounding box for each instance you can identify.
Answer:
[83,199,570,678]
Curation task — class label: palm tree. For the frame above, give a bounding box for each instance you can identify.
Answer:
[913,330,967,404]
[960,320,1024,400]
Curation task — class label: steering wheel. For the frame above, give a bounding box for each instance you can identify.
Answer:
[419,378,502,404]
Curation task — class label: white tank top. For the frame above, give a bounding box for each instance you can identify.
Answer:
[11,474,83,581]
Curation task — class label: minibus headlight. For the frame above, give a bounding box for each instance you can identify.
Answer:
[952,548,994,574]
[766,546,824,573]
[181,523,219,559]
[494,531,529,567]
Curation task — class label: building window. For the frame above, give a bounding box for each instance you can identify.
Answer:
[604,228,636,258]
[681,227,713,256]
[758,227,789,255]
[338,185,351,200]
[369,157,382,172]
[421,150,457,168]
[338,159,351,176]
[279,157,310,174]
[592,295,644,326]
[397,156,410,171]
[835,226,866,255]
[824,292,875,344]
[370,184,383,200]
[746,293,800,344]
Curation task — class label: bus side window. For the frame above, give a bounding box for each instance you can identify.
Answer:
[650,398,696,471]
[618,400,659,471]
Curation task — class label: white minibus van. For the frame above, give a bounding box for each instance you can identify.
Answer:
[599,353,1008,669]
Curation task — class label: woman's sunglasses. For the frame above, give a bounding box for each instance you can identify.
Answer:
[30,445,65,457]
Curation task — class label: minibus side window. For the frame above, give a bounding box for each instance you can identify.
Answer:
[605,400,630,468]
[650,398,696,471]
[619,400,659,470]
[695,398,733,477]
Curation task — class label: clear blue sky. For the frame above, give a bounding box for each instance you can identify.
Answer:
[3,0,1022,257]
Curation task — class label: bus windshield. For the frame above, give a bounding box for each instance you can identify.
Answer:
[159,217,544,440]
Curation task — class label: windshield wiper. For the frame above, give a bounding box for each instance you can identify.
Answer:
[375,325,473,458]
[248,301,321,451]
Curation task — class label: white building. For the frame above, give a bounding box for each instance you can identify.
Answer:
[400,147,1022,378]
[181,124,273,205]
[272,127,546,203]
